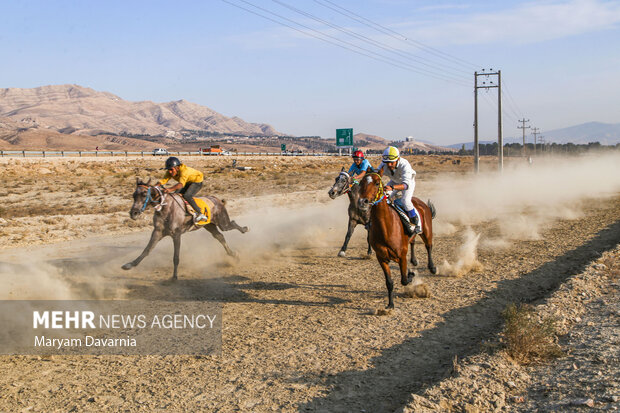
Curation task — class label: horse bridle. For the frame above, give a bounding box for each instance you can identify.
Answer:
[366,173,388,206]
[337,171,359,195]
[138,185,168,212]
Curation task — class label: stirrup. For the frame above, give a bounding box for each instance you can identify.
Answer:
[194,213,207,223]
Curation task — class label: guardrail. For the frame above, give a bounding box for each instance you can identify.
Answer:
[0,150,351,158]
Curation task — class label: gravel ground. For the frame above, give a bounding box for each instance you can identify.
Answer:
[0,155,618,412]
[400,245,620,413]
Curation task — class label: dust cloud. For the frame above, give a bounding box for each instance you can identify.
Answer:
[178,194,351,267]
[432,153,620,275]
[438,228,483,277]
[0,239,135,300]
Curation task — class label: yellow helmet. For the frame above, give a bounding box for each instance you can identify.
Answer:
[382,146,400,162]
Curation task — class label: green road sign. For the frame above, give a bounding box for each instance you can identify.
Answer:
[336,128,353,147]
[281,144,286,151]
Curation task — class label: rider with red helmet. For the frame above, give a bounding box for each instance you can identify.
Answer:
[348,150,372,181]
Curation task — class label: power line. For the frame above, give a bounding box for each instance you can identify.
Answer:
[271,0,471,81]
[313,0,482,71]
[501,79,524,119]
[223,0,471,86]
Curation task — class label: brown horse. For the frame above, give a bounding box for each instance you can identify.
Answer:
[122,178,248,280]
[358,170,436,308]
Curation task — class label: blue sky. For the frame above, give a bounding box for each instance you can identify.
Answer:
[1,0,619,145]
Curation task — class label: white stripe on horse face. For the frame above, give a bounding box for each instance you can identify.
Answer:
[365,175,373,184]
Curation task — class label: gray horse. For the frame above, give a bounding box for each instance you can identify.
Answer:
[122,178,248,280]
[327,168,372,258]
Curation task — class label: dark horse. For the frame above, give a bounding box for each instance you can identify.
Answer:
[327,168,372,257]
[122,178,248,280]
[358,170,436,308]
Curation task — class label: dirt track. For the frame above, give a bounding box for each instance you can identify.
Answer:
[0,155,619,412]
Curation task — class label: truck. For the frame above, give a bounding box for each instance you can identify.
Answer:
[200,145,230,155]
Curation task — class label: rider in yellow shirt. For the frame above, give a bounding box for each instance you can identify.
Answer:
[159,157,207,222]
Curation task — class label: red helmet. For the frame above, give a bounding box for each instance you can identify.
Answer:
[352,150,364,160]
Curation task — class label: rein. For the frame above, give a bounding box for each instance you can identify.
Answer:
[138,185,168,212]
[338,171,359,194]
[367,173,388,206]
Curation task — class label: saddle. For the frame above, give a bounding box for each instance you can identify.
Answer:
[389,201,417,236]
[182,197,213,225]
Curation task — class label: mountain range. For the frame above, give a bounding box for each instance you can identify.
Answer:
[449,121,620,149]
[0,84,280,137]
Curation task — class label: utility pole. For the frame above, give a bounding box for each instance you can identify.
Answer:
[531,127,540,156]
[474,69,503,172]
[518,118,530,157]
[539,136,545,155]
[474,72,479,173]
[497,70,503,171]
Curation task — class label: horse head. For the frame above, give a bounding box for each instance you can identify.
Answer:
[129,178,154,220]
[328,167,353,199]
[357,168,384,212]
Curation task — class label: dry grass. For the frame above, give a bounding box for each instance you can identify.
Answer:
[501,303,563,365]
[601,256,619,280]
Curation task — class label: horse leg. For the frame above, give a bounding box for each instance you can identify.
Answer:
[410,235,418,267]
[205,224,237,258]
[122,229,163,270]
[378,260,395,309]
[171,233,181,280]
[217,208,248,233]
[365,227,372,257]
[420,232,437,274]
[399,253,414,286]
[338,219,356,257]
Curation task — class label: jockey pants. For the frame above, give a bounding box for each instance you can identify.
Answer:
[179,182,203,214]
[390,180,415,213]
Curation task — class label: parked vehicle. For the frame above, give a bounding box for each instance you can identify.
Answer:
[152,148,169,156]
[200,145,231,155]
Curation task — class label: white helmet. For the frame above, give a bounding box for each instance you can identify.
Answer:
[382,146,400,162]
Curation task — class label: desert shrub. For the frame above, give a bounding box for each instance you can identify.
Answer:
[502,303,563,365]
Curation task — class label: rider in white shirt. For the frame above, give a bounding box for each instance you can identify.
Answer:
[377,146,421,234]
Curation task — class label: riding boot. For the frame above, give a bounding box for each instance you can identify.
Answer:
[392,205,415,236]
[407,209,422,234]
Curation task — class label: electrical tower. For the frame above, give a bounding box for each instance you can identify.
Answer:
[518,118,530,157]
[474,69,503,173]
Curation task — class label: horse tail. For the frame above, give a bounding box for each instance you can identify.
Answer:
[427,199,436,219]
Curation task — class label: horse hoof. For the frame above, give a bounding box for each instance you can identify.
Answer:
[411,260,418,267]
[429,266,437,275]
[242,226,249,233]
[338,251,346,258]
[121,263,133,270]
[386,303,395,310]
[407,271,416,283]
